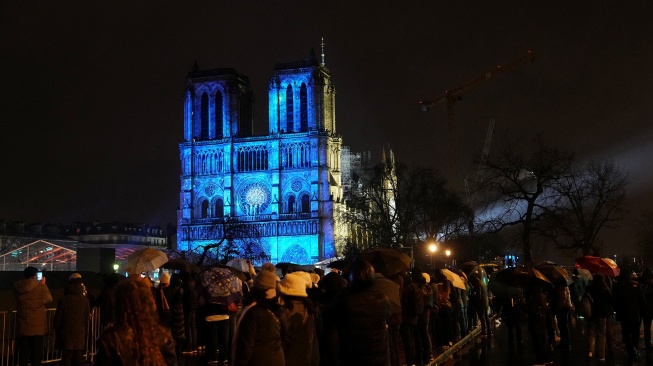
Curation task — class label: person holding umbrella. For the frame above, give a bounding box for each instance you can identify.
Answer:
[232,264,284,366]
[613,269,646,362]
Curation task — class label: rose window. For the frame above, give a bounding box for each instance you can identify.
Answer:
[291,179,302,192]
[239,182,271,215]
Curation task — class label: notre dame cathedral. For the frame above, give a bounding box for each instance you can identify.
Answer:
[177,48,346,265]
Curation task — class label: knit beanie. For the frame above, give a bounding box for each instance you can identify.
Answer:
[254,269,278,290]
[262,262,276,273]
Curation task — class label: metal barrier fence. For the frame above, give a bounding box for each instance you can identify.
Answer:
[0,307,101,366]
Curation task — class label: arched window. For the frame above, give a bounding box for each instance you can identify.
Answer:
[215,91,223,138]
[300,83,308,132]
[201,200,209,218]
[201,93,209,139]
[287,195,295,214]
[286,85,294,132]
[215,199,224,219]
[301,194,310,213]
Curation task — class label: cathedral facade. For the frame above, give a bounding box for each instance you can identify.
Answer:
[177,53,344,264]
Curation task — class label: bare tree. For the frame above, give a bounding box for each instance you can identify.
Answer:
[176,217,261,266]
[539,160,627,256]
[342,163,469,253]
[476,136,574,264]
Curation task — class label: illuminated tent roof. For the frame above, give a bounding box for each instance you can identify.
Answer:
[0,239,168,271]
[0,239,77,271]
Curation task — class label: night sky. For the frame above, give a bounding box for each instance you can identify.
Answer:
[2,2,653,255]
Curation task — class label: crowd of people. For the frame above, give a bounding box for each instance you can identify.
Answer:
[11,260,653,366]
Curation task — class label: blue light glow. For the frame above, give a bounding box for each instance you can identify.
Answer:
[177,57,341,264]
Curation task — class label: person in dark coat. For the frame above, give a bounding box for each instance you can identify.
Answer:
[278,272,319,366]
[232,264,284,366]
[332,259,390,366]
[586,273,612,361]
[14,266,53,366]
[94,278,177,366]
[373,272,402,366]
[182,275,200,353]
[317,271,345,366]
[94,273,123,331]
[613,269,646,362]
[526,283,549,364]
[400,273,418,365]
[639,268,653,353]
[54,273,91,366]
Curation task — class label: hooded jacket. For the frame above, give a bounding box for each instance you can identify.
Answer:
[54,283,90,350]
[14,278,53,336]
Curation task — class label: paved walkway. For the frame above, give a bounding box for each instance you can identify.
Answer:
[437,317,653,366]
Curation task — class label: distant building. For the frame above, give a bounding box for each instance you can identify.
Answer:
[0,220,167,271]
[65,222,167,247]
[177,50,346,264]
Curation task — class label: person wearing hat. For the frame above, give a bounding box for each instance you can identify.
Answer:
[332,259,390,366]
[278,273,319,366]
[232,264,284,366]
[155,272,172,325]
[14,266,53,366]
[54,273,90,366]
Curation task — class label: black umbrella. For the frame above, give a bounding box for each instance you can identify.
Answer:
[535,261,572,286]
[494,265,552,288]
[162,258,201,273]
[358,248,411,277]
[459,261,488,281]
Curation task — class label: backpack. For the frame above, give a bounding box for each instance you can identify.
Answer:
[578,292,593,318]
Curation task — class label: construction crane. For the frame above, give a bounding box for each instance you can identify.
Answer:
[420,51,535,188]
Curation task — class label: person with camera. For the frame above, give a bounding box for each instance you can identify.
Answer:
[14,266,53,366]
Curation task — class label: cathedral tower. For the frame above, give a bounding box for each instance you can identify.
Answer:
[177,50,343,264]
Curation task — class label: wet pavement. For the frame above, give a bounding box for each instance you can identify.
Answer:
[438,317,653,366]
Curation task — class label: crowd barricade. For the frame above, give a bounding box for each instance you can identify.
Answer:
[0,307,101,366]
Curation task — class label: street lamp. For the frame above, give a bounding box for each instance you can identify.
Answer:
[428,243,437,269]
[113,263,119,273]
[445,250,451,268]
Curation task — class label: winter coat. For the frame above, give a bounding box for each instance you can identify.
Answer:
[613,278,646,324]
[233,303,285,366]
[280,299,319,366]
[54,283,90,350]
[14,278,53,336]
[372,273,402,327]
[333,287,391,366]
[94,324,177,366]
[585,281,612,319]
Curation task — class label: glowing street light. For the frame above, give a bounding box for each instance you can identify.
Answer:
[113,263,119,273]
[428,242,437,268]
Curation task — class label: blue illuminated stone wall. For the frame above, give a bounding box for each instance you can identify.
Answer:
[177,56,343,264]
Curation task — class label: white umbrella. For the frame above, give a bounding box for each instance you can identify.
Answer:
[226,258,250,273]
[124,247,168,274]
[441,269,467,290]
